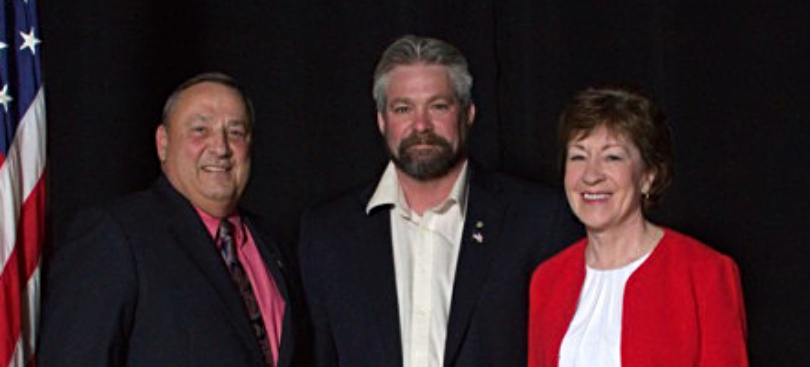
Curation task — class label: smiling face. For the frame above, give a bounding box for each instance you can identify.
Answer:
[156,81,252,217]
[564,126,654,233]
[377,63,475,181]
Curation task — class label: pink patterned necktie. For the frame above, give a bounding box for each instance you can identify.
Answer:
[218,219,273,367]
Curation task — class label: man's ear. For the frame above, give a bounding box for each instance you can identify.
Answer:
[465,103,476,126]
[377,112,386,135]
[156,124,168,163]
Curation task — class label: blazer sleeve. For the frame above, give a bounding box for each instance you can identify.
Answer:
[38,207,138,367]
[528,269,549,367]
[297,211,338,367]
[697,255,749,366]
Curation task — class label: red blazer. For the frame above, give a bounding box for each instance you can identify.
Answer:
[529,228,748,367]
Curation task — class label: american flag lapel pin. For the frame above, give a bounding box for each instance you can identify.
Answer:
[472,220,484,243]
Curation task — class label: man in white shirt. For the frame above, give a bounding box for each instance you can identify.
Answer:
[299,35,581,367]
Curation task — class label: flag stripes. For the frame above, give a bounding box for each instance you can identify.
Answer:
[1,1,46,366]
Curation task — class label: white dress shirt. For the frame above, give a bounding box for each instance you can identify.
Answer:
[366,161,469,367]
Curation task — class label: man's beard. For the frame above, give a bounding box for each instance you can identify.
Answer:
[390,131,466,181]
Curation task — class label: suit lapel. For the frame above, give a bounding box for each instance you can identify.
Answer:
[444,168,507,366]
[154,179,265,365]
[359,190,404,367]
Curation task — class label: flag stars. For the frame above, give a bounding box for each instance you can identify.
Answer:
[0,85,12,113]
[20,29,41,55]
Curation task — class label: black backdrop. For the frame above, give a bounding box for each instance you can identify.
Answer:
[42,0,807,365]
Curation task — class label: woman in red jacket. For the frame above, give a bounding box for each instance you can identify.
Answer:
[528,86,748,367]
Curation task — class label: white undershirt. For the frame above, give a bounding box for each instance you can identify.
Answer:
[558,252,650,367]
[366,162,469,367]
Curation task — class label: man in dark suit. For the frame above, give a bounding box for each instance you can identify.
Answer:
[299,35,581,367]
[38,72,304,367]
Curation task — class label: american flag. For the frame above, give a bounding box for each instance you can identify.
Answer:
[0,0,46,366]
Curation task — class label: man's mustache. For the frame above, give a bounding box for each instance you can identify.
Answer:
[399,132,450,150]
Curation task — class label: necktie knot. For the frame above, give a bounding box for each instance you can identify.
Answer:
[218,220,237,264]
[219,219,235,241]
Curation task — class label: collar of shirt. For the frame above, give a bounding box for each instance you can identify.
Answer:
[195,207,245,249]
[366,160,470,221]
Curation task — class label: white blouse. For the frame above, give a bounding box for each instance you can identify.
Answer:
[558,253,650,367]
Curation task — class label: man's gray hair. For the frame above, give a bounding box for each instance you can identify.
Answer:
[372,35,473,112]
[161,72,254,127]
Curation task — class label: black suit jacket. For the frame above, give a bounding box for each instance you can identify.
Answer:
[38,177,305,367]
[299,163,581,367]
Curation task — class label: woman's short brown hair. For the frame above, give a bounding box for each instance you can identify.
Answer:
[558,85,674,211]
